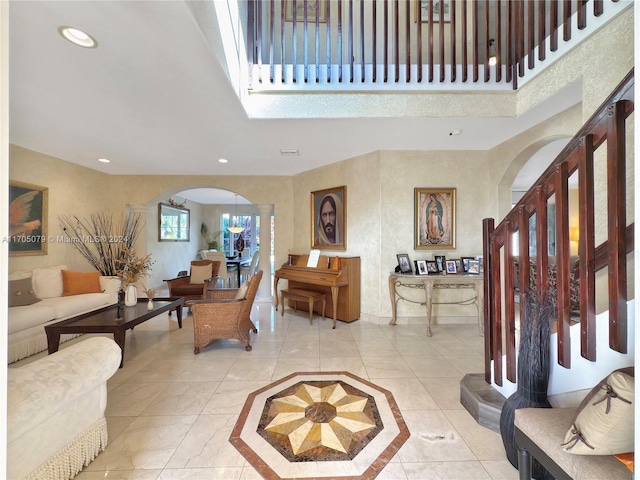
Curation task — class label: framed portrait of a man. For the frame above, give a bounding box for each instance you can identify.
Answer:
[311,186,346,250]
[414,187,456,249]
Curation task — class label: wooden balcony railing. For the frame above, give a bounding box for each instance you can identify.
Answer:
[482,69,634,386]
[246,0,623,90]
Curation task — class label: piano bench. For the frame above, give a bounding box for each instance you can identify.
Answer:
[280,289,326,325]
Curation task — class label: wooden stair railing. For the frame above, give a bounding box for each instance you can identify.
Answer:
[247,0,625,89]
[482,69,634,386]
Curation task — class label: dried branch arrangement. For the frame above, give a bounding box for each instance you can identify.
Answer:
[58,212,145,277]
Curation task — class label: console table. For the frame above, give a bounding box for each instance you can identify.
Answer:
[388,273,483,336]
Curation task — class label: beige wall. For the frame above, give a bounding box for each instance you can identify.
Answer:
[9,147,294,292]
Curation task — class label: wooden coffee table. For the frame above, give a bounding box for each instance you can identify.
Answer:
[44,297,184,368]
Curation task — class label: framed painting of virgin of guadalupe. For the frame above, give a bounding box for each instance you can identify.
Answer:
[414,188,455,249]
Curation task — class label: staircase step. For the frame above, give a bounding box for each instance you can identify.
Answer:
[460,373,507,434]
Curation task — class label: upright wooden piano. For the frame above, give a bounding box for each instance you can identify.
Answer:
[274,254,361,325]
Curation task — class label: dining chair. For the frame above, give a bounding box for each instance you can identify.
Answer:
[240,251,259,283]
[203,251,236,288]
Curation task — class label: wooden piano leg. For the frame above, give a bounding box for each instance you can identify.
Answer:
[330,286,339,329]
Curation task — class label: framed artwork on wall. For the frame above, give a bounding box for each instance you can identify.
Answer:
[415,187,456,249]
[9,181,48,256]
[311,186,346,250]
[415,0,451,23]
[285,0,328,22]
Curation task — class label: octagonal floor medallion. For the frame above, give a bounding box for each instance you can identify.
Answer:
[229,371,410,480]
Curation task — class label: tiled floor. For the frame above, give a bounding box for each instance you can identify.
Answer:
[16,301,519,480]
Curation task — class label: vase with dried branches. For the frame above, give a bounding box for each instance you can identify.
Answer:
[59,212,145,277]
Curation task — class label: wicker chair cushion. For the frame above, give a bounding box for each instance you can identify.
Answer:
[190,264,213,284]
[234,280,250,299]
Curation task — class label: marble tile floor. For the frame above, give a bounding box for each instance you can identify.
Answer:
[13,302,519,480]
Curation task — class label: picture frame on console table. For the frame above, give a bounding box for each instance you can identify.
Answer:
[9,181,48,256]
[416,260,428,275]
[426,260,439,274]
[397,254,412,274]
[414,187,455,250]
[311,186,346,251]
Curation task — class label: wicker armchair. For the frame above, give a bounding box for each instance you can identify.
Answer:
[164,260,221,315]
[192,270,263,353]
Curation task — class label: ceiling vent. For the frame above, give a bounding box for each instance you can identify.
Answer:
[280,149,299,156]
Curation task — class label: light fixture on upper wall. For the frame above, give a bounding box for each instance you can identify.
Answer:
[228,194,244,234]
[488,38,497,66]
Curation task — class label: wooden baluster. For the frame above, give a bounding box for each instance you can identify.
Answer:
[303,0,308,82]
[482,218,495,384]
[483,0,490,82]
[417,0,423,82]
[348,0,354,82]
[555,161,571,368]
[472,0,478,82]
[315,0,320,82]
[384,0,389,83]
[578,134,596,361]
[360,0,365,82]
[327,0,331,82]
[257,0,263,84]
[338,0,342,82]
[494,0,502,82]
[406,0,411,82]
[247,0,255,88]
[527,0,535,70]
[461,0,468,82]
[281,0,286,83]
[506,0,513,85]
[269,0,275,83]
[606,102,628,354]
[438,0,444,82]
[562,0,571,41]
[534,186,549,301]
[504,225,516,382]
[292,0,298,82]
[517,0,524,77]
[538,0,546,61]
[394,0,399,82]
[372,0,377,83]
[594,0,604,16]
[550,0,559,51]
[491,235,504,386]
[578,0,587,29]
[428,0,433,82]
[449,0,455,82]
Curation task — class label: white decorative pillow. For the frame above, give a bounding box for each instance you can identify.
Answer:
[32,265,67,299]
[234,280,250,299]
[563,368,634,455]
[190,264,213,284]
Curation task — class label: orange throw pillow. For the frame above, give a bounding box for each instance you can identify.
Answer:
[62,270,102,296]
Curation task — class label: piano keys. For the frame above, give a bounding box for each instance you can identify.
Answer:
[274,254,361,326]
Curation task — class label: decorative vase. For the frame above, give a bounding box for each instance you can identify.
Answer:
[147,299,154,310]
[499,290,554,480]
[124,284,137,306]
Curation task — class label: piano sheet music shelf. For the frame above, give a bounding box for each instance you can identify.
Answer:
[274,254,361,325]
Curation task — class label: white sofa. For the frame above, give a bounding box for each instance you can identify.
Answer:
[8,265,120,364]
[7,336,121,480]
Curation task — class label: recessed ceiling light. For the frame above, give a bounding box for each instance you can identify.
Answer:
[58,26,98,48]
[97,158,110,163]
[449,129,463,136]
[218,158,229,163]
[280,149,299,156]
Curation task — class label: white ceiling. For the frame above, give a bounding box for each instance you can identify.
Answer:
[9,1,580,186]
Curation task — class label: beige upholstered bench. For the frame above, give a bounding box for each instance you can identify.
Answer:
[514,407,632,480]
[280,288,326,325]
